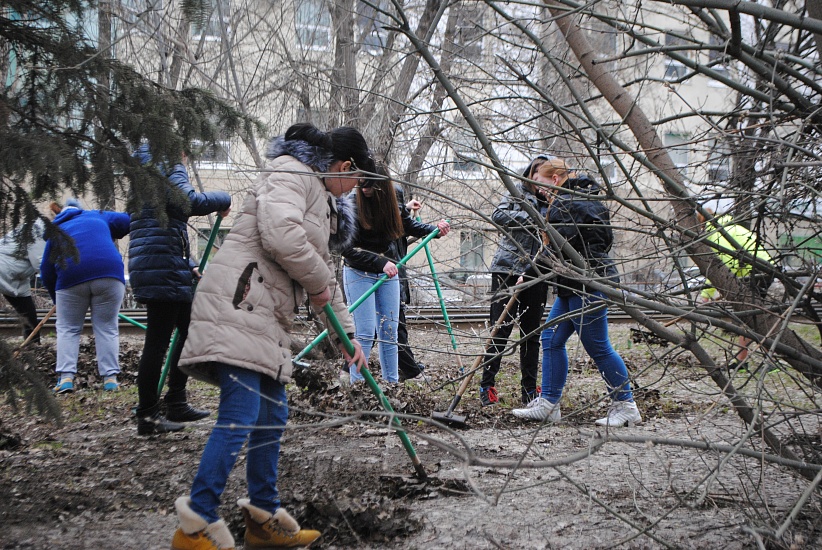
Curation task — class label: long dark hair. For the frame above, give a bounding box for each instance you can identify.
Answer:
[356,162,402,240]
[284,123,375,173]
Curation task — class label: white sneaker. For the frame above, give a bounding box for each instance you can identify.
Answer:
[595,401,642,427]
[404,372,431,383]
[512,397,561,422]
[338,370,350,387]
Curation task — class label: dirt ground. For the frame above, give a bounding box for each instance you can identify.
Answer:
[1,325,821,549]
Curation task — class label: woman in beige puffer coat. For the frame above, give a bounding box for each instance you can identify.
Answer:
[171,123,369,550]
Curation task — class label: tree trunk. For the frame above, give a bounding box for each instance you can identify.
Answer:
[331,0,360,127]
[403,8,459,185]
[543,0,822,383]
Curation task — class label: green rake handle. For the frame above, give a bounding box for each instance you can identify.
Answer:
[322,303,427,480]
[417,216,462,372]
[293,226,441,364]
[118,312,146,330]
[157,216,223,395]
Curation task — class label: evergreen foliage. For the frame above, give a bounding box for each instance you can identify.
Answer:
[0,0,261,421]
[0,0,260,231]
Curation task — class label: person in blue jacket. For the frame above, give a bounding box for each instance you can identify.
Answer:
[130,146,231,435]
[40,199,130,393]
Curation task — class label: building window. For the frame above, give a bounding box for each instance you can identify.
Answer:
[295,0,331,50]
[455,5,484,62]
[663,32,689,81]
[664,133,689,179]
[191,0,230,41]
[708,33,729,79]
[460,231,484,271]
[356,0,389,53]
[451,131,482,176]
[707,138,731,182]
[192,139,232,170]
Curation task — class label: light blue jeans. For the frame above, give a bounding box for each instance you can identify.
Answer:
[540,291,633,403]
[343,266,400,383]
[190,364,287,523]
[55,278,125,378]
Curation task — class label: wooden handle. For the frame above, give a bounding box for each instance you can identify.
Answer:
[12,304,56,359]
[455,290,520,397]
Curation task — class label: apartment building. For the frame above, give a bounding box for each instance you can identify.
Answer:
[51,0,818,302]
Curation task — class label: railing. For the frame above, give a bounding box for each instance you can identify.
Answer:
[5,304,820,337]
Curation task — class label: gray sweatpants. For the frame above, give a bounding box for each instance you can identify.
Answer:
[55,278,125,378]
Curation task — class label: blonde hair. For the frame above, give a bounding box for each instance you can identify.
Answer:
[536,158,577,187]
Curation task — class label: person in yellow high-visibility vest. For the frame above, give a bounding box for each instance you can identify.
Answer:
[697,210,775,371]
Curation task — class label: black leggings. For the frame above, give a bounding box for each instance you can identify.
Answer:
[480,273,548,394]
[3,294,39,341]
[137,301,192,413]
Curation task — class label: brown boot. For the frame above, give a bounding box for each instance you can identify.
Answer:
[238,498,320,548]
[171,496,235,550]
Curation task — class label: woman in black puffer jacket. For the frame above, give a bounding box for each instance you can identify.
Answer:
[512,158,642,428]
[129,145,232,435]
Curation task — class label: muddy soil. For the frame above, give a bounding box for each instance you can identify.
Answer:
[1,327,821,549]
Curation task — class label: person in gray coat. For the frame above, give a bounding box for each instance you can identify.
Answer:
[0,204,59,344]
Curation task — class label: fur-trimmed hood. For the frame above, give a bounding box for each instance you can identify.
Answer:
[267,136,356,252]
[179,153,357,387]
[330,194,357,254]
[266,136,334,173]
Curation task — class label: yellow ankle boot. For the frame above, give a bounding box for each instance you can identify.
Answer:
[171,496,235,550]
[238,498,321,548]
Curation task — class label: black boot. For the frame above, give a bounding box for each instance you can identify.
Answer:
[164,390,210,422]
[137,404,185,436]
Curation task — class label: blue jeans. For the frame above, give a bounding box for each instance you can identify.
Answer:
[540,292,633,403]
[55,278,125,377]
[190,364,287,523]
[343,267,400,383]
